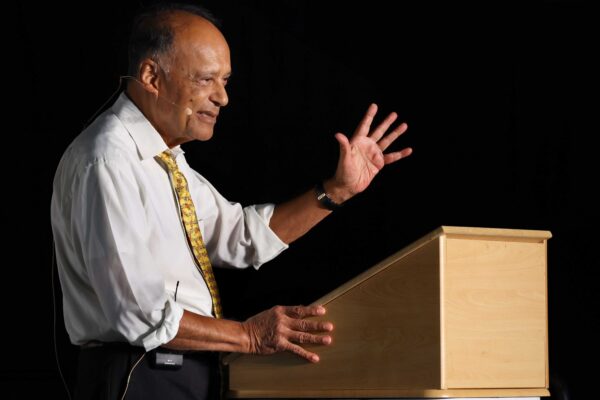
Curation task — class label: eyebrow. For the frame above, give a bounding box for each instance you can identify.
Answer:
[189,70,232,79]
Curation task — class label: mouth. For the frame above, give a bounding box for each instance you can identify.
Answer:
[196,110,218,124]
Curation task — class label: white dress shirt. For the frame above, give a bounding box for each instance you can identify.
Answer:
[51,93,288,351]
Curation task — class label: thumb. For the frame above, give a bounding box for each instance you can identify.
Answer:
[334,133,351,157]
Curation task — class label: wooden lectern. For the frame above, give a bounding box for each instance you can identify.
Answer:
[225,226,551,398]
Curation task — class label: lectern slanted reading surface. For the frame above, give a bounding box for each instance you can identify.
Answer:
[226,226,551,398]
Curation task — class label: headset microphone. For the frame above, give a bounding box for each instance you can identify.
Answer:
[159,96,194,117]
[120,75,193,116]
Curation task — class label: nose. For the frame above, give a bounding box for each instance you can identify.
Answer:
[210,81,228,107]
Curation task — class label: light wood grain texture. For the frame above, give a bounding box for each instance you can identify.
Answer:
[226,226,551,398]
[228,387,550,398]
[229,239,442,392]
[544,244,550,389]
[441,226,551,242]
[443,238,548,388]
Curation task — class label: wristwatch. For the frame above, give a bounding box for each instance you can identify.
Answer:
[315,181,342,211]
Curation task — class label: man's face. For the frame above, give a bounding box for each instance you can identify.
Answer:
[155,14,231,146]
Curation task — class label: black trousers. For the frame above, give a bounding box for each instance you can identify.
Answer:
[74,344,220,400]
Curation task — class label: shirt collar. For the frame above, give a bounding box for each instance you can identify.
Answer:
[111,92,184,160]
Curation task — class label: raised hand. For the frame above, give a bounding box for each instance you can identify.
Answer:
[328,103,412,202]
[241,305,333,363]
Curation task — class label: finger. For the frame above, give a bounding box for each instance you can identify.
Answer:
[286,342,321,363]
[285,305,326,319]
[334,133,351,158]
[289,331,332,345]
[353,103,378,138]
[383,147,413,165]
[290,318,334,332]
[377,122,408,151]
[369,112,398,143]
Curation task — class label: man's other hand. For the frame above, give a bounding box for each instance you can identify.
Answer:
[241,305,333,363]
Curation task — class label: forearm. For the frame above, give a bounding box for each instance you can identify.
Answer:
[269,179,351,244]
[164,306,333,363]
[164,310,250,353]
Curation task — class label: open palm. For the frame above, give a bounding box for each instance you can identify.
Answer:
[332,104,412,198]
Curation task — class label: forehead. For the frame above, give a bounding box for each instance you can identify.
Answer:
[168,12,230,67]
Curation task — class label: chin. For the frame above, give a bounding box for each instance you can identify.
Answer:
[198,133,215,142]
[188,128,215,142]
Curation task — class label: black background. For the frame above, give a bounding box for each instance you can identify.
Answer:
[4,1,597,399]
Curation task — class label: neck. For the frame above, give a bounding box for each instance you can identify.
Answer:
[126,85,187,149]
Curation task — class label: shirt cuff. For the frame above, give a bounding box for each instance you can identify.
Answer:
[141,297,184,351]
[244,203,289,269]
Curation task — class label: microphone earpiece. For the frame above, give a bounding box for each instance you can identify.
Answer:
[119,76,193,117]
[158,95,193,117]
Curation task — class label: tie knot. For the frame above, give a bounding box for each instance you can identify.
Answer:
[158,150,178,172]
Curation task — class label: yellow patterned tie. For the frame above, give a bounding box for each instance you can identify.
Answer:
[158,150,223,319]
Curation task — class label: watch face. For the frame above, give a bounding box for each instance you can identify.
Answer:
[315,183,340,211]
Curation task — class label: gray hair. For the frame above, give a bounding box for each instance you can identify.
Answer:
[127,2,220,76]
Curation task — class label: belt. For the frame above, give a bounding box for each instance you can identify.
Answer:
[80,341,216,357]
[80,340,140,350]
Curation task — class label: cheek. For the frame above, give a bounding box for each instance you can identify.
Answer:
[188,87,211,102]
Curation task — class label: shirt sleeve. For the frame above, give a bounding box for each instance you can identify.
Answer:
[190,170,288,269]
[75,160,184,350]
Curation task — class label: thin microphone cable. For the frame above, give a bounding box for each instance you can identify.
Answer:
[84,74,193,129]
[120,353,146,400]
[83,75,129,129]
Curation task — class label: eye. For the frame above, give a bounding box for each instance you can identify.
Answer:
[191,77,212,86]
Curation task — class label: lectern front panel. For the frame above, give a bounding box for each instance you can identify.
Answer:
[443,237,547,388]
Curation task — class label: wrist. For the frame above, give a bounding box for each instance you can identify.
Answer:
[239,321,256,354]
[322,179,352,204]
[315,181,342,211]
[314,179,351,211]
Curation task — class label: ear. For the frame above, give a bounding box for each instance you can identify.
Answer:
[138,59,161,97]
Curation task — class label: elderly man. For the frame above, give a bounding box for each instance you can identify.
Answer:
[51,3,411,400]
